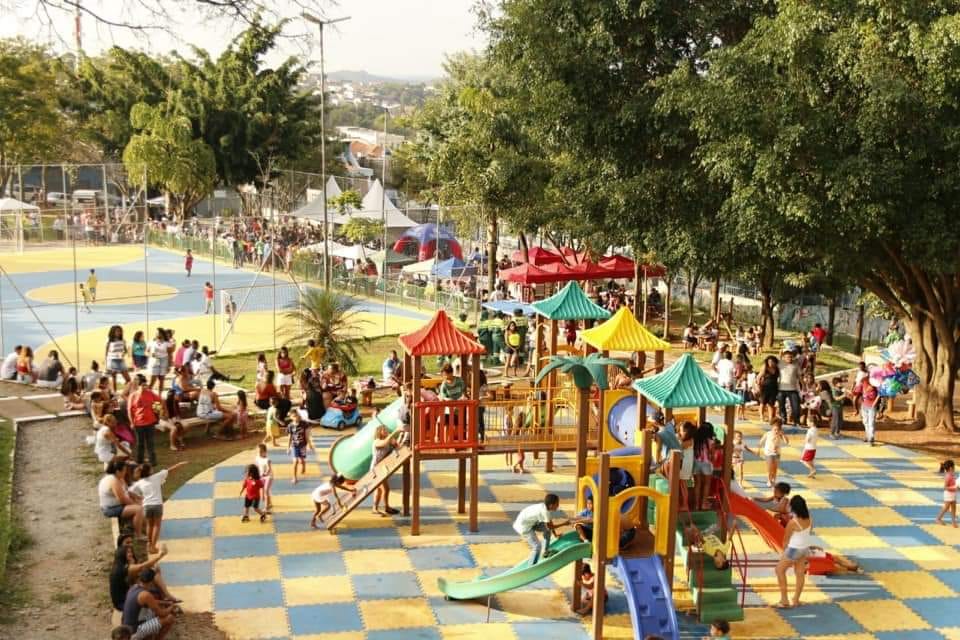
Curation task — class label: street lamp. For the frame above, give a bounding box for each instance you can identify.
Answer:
[380,103,396,334]
[302,12,350,290]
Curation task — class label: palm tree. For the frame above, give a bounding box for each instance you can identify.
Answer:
[283,288,372,375]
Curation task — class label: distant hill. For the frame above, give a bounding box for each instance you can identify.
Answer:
[328,69,437,84]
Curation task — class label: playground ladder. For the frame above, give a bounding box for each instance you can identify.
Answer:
[324,444,413,532]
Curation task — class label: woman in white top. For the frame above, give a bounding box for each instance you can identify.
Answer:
[776,495,813,608]
[105,325,131,390]
[146,328,170,393]
[130,461,187,554]
[98,459,145,538]
[255,443,274,511]
[94,415,131,470]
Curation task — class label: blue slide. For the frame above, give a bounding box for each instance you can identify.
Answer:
[609,555,679,640]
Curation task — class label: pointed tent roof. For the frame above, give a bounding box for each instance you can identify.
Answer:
[533,282,611,321]
[580,306,671,352]
[510,246,563,265]
[633,353,743,408]
[290,177,342,219]
[399,309,486,357]
[361,179,400,214]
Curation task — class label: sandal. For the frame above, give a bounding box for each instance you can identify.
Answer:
[773,601,792,609]
[260,513,267,523]
[241,515,250,522]
[385,507,399,515]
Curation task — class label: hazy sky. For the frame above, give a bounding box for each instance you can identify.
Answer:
[0,0,487,79]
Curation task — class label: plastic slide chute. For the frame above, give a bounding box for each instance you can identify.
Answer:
[609,555,679,640]
[328,396,406,480]
[437,531,591,600]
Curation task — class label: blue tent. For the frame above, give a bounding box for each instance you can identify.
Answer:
[431,257,477,278]
[482,299,536,316]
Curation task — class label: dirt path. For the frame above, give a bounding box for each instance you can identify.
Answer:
[0,417,227,640]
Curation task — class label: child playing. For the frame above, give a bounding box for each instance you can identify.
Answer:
[755,481,792,526]
[829,377,845,439]
[287,411,308,484]
[240,464,268,522]
[79,283,92,313]
[236,390,249,439]
[693,422,717,510]
[936,459,957,527]
[757,418,789,487]
[254,443,273,512]
[130,461,188,554]
[574,496,594,542]
[575,564,607,616]
[732,431,745,485]
[801,419,818,478]
[301,339,324,372]
[256,353,268,384]
[684,525,732,570]
[310,474,356,528]
[185,249,193,277]
[262,396,282,447]
[513,493,568,565]
[706,619,731,639]
[800,372,820,427]
[506,406,527,473]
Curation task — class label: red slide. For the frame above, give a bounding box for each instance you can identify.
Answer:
[728,491,834,575]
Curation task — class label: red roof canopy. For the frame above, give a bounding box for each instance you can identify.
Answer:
[510,246,563,266]
[597,256,667,279]
[399,310,486,356]
[499,262,559,285]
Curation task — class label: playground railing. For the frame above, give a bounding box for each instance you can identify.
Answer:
[416,400,479,451]
[479,395,598,449]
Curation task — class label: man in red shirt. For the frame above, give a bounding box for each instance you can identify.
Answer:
[128,374,161,464]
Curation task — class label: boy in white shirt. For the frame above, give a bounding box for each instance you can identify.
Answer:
[513,493,568,565]
[801,421,818,478]
[130,461,187,554]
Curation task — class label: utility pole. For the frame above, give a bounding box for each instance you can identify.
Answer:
[302,12,350,290]
[74,1,82,70]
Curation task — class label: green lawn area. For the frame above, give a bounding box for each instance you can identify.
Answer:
[0,419,15,582]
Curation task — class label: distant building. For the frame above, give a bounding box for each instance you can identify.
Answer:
[335,126,406,150]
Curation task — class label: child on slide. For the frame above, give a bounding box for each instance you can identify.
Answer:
[513,493,569,565]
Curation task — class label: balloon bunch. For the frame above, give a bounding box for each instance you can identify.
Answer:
[871,339,919,398]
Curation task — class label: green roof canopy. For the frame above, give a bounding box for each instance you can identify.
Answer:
[532,282,611,321]
[632,353,743,409]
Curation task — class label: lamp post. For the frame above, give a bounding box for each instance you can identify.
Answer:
[302,12,350,290]
[381,104,394,335]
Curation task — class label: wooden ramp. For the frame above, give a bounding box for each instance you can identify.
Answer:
[325,444,413,532]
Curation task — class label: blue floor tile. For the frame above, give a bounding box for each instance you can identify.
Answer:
[458,519,518,544]
[816,576,893,602]
[853,547,921,573]
[338,526,403,551]
[778,603,864,636]
[289,603,361,634]
[875,631,948,640]
[931,569,960,592]
[162,517,212,539]
[353,571,423,599]
[161,560,213,586]
[436,485,498,504]
[893,505,942,525]
[511,619,590,640]
[812,509,858,528]
[429,596,508,625]
[904,597,960,628]
[407,545,476,570]
[214,465,248,482]
[215,580,284,610]
[844,475,906,489]
[171,482,214,500]
[367,629,441,640]
[214,498,242,517]
[870,525,943,548]
[280,552,346,578]
[820,490,882,508]
[271,512,315,533]
[213,534,278,560]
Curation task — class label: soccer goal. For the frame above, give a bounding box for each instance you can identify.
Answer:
[0,210,24,253]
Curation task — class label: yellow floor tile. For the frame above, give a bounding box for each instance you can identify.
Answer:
[164,536,212,562]
[820,459,878,475]
[815,526,888,550]
[268,492,313,513]
[188,468,216,483]
[163,498,214,520]
[889,472,940,489]
[899,545,960,570]
[867,487,935,506]
[215,607,290,638]
[871,571,956,599]
[599,613,635,638]
[171,584,212,613]
[729,607,797,638]
[467,541,530,568]
[213,515,276,537]
[294,634,364,640]
[343,548,413,574]
[839,444,907,459]
[358,597,436,630]
[283,575,353,605]
[840,599,930,632]
[276,530,340,555]
[495,588,572,621]
[489,484,550,504]
[336,510,399,529]
[428,472,463,488]
[806,635,877,640]
[841,506,913,527]
[940,628,960,640]
[921,523,960,545]
[398,522,466,548]
[214,556,281,583]
[440,623,517,639]
[800,474,857,490]
[214,481,244,499]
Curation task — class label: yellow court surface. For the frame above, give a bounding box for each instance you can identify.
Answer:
[26,280,179,305]
[38,309,425,368]
[0,245,145,273]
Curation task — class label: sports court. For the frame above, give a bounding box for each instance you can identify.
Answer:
[0,245,429,369]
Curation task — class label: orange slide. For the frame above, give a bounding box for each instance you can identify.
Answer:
[727,491,835,575]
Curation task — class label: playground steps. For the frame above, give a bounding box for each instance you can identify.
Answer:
[676,510,744,624]
[325,443,412,532]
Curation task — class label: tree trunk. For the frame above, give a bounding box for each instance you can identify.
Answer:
[663,277,671,339]
[853,304,865,355]
[686,283,696,325]
[758,285,773,348]
[710,277,721,323]
[766,304,776,348]
[486,214,498,295]
[906,313,958,432]
[826,298,836,346]
[518,231,530,264]
[633,260,643,320]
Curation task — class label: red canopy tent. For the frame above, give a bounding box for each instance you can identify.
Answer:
[510,246,564,265]
[498,262,560,285]
[597,255,668,279]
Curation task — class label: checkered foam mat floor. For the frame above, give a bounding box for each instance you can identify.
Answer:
[157,417,960,639]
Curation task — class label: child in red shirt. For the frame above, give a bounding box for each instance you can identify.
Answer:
[240,464,268,523]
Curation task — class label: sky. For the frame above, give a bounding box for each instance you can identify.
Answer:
[0,0,488,79]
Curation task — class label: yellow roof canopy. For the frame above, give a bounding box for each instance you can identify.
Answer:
[580,306,671,352]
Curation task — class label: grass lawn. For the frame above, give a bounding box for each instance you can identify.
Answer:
[0,418,15,581]
[156,431,265,500]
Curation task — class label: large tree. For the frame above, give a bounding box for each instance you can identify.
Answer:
[665,0,960,430]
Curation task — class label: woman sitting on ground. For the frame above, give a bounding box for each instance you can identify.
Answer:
[171,366,200,402]
[94,415,132,470]
[109,534,180,612]
[60,367,85,410]
[98,458,145,538]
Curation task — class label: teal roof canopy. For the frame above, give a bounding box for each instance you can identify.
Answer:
[632,353,743,409]
[532,282,611,321]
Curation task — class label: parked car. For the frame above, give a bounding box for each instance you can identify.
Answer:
[46,192,69,205]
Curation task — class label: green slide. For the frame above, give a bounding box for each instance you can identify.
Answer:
[328,397,406,480]
[438,531,592,600]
